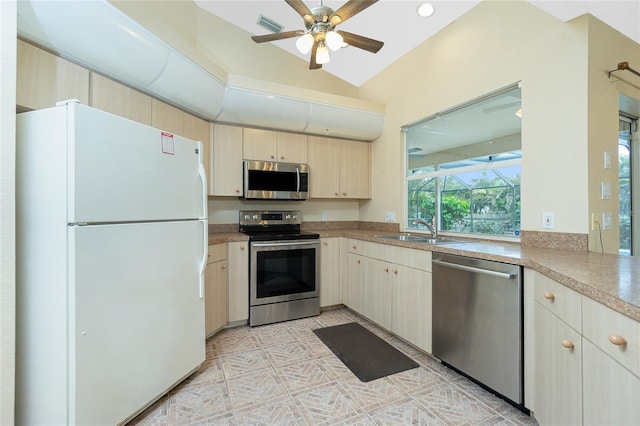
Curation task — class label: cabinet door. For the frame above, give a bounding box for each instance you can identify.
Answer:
[182,114,211,194]
[90,73,152,125]
[205,260,228,336]
[362,257,392,330]
[308,136,340,198]
[534,303,582,426]
[339,140,371,199]
[227,242,249,323]
[243,128,277,161]
[277,132,307,163]
[320,237,341,307]
[392,265,432,352]
[346,253,363,314]
[17,40,90,110]
[582,338,640,425]
[211,125,244,196]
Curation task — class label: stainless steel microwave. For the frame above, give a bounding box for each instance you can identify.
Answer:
[243,160,309,200]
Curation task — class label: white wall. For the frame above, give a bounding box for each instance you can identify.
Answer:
[357,0,639,246]
[0,1,16,423]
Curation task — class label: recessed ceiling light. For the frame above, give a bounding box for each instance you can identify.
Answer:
[417,3,435,17]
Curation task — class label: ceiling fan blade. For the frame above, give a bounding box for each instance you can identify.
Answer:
[337,30,384,53]
[251,30,304,43]
[309,41,322,70]
[330,0,378,25]
[285,0,315,25]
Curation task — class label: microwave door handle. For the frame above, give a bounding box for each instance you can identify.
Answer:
[296,167,300,194]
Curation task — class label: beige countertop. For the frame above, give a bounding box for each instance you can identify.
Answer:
[209,229,640,322]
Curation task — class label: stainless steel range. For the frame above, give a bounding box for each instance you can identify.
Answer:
[240,210,320,327]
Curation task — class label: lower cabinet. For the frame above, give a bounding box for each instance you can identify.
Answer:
[534,302,582,426]
[345,252,364,314]
[392,264,432,353]
[227,241,249,324]
[348,240,432,352]
[320,237,342,307]
[532,271,640,425]
[205,244,228,337]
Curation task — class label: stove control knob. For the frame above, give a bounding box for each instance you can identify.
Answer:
[292,214,298,220]
[285,214,291,220]
[243,214,250,220]
[252,214,259,220]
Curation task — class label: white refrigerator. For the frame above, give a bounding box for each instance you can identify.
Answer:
[16,101,208,425]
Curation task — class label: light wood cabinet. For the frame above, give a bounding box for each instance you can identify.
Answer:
[211,124,244,196]
[392,264,432,353]
[17,39,90,110]
[534,302,582,426]
[243,128,308,163]
[346,253,364,314]
[307,136,370,199]
[227,241,249,324]
[90,73,152,125]
[151,99,183,135]
[362,257,393,330]
[319,237,341,308]
[205,244,227,337]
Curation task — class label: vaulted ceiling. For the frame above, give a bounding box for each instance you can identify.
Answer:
[194,0,640,87]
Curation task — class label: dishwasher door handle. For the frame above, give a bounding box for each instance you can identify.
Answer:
[432,259,516,279]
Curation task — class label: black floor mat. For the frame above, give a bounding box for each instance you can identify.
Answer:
[313,322,419,382]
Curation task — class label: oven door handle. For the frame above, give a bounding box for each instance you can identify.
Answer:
[252,240,319,248]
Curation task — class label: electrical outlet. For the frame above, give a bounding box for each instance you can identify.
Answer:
[604,151,611,169]
[385,211,396,222]
[542,212,555,229]
[591,212,596,231]
[601,182,611,200]
[321,211,328,221]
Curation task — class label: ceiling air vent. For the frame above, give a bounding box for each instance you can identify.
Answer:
[257,15,284,34]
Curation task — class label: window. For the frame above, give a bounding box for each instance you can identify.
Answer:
[619,114,638,255]
[404,84,522,238]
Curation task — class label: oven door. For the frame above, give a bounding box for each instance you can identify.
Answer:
[250,239,319,306]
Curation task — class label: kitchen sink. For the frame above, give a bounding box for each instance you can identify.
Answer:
[373,233,468,245]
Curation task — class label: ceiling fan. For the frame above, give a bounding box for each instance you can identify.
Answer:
[251,0,384,70]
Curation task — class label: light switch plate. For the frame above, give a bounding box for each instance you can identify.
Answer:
[602,211,612,230]
[385,211,396,222]
[321,211,328,221]
[601,182,611,200]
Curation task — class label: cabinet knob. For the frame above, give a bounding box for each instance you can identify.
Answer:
[352,245,357,249]
[384,267,389,272]
[561,339,575,350]
[609,334,627,346]
[221,265,227,270]
[393,269,398,274]
[240,245,245,250]
[357,259,361,264]
[235,189,241,193]
[543,292,555,302]
[280,156,285,160]
[342,192,347,196]
[334,192,339,196]
[270,155,275,159]
[323,242,328,246]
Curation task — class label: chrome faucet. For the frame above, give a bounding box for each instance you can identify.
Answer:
[412,217,437,238]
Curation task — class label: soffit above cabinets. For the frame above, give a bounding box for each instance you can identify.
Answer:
[16,0,384,141]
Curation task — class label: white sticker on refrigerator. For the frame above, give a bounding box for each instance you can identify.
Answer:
[161,132,175,155]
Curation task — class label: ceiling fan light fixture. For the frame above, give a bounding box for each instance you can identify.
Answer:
[325,30,344,51]
[417,3,435,17]
[296,33,314,54]
[316,42,330,64]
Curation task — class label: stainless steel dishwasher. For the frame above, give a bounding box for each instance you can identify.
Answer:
[432,253,523,406]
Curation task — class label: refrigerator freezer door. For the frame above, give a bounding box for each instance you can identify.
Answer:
[68,103,206,223]
[68,220,206,425]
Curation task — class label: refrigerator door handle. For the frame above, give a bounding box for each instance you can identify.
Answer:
[198,150,207,217]
[198,219,207,299]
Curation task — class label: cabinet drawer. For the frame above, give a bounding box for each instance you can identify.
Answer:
[347,239,364,255]
[583,296,639,377]
[534,272,582,332]
[207,243,227,264]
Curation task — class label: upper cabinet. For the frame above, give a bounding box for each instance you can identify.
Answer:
[211,124,244,197]
[243,128,307,163]
[308,137,371,199]
[90,73,152,125]
[17,39,89,110]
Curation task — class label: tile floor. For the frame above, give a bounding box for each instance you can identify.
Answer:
[128,308,539,425]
